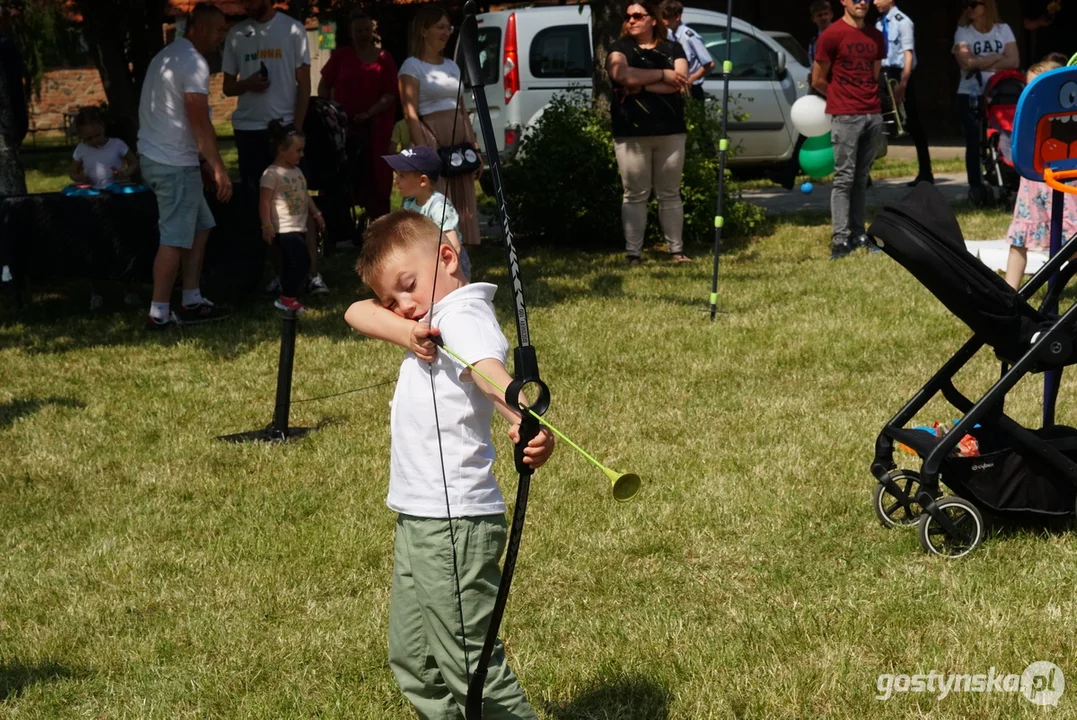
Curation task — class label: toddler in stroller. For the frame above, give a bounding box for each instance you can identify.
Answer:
[866,182,1077,558]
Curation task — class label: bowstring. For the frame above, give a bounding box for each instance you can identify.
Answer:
[426,35,472,687]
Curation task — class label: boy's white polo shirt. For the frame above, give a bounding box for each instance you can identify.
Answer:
[387,282,510,518]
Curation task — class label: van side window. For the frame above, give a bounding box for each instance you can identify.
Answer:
[691,26,778,80]
[463,28,503,86]
[529,25,592,78]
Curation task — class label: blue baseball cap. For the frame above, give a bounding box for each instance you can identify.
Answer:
[382,146,442,178]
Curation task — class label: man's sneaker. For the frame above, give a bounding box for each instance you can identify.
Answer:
[146,312,179,330]
[829,240,853,260]
[264,276,282,294]
[307,273,330,295]
[851,233,882,254]
[274,296,306,314]
[178,298,229,324]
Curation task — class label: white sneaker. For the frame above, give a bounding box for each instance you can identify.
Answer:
[90,294,104,311]
[307,273,330,295]
[265,276,282,294]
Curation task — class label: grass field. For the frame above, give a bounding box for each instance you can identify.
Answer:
[5,162,1077,718]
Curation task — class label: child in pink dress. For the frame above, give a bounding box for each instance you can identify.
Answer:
[1005,60,1077,290]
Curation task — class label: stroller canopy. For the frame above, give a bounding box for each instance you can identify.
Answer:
[868,183,1048,363]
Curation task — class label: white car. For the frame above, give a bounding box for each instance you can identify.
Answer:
[458,6,802,167]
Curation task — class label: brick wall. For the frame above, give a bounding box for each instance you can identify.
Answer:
[28,69,239,136]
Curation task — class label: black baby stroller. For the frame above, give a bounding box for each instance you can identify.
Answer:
[303,96,353,251]
[979,69,1025,207]
[867,182,1077,558]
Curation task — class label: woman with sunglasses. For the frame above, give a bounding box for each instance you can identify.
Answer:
[953,0,1018,204]
[606,0,692,265]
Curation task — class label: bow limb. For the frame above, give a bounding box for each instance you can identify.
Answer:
[457,3,550,717]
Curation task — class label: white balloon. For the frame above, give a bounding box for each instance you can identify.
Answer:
[790,95,831,138]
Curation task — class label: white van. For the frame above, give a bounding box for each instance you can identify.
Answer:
[457,6,808,167]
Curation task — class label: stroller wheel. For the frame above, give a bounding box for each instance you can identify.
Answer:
[917,497,984,558]
[873,470,927,528]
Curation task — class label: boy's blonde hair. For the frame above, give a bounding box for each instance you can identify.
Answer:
[1028,60,1062,81]
[356,209,446,283]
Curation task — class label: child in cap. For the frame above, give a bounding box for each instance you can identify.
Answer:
[344,209,553,716]
[383,146,472,280]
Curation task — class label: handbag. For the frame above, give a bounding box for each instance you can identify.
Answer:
[420,116,481,177]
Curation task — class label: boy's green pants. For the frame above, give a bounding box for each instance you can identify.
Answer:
[389,513,537,720]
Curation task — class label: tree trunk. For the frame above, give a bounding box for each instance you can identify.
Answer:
[128,0,166,108]
[0,53,27,196]
[78,0,140,146]
[589,0,621,118]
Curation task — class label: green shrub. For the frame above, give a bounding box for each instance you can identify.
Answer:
[501,91,765,251]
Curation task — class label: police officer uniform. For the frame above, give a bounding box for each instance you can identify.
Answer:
[670,24,714,102]
[876,5,933,182]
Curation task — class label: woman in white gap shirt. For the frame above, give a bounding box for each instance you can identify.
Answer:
[952,0,1019,204]
[399,6,482,247]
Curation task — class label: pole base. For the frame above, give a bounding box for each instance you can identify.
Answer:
[217,424,312,443]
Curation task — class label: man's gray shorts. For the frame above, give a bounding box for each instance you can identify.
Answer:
[140,155,215,249]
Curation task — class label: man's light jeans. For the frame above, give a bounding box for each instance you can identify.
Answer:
[830,113,883,245]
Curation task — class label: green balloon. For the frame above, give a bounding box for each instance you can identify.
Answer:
[799,144,835,178]
[802,132,832,152]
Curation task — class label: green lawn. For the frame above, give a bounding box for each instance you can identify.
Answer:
[5,173,1077,717]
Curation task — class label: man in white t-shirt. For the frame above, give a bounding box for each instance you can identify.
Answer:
[222,0,327,294]
[137,3,232,330]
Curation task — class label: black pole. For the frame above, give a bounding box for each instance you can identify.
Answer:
[272,309,298,436]
[1043,189,1065,427]
[219,309,311,443]
[708,0,734,320]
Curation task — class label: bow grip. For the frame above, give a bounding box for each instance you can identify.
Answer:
[505,346,550,477]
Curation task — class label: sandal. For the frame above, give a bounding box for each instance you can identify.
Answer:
[670,253,694,263]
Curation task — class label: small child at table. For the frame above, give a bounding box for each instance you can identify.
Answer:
[69,106,142,311]
[69,106,138,190]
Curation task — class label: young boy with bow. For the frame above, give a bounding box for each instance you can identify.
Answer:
[344,209,554,717]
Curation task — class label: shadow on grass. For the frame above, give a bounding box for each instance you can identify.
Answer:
[544,674,671,719]
[0,659,81,701]
[0,396,85,429]
[1,239,771,356]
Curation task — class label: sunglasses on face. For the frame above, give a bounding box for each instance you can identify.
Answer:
[624,12,651,21]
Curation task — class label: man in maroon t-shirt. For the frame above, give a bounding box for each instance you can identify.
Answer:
[812,0,886,259]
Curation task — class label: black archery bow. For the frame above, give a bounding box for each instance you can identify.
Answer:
[457,6,549,715]
[424,4,550,717]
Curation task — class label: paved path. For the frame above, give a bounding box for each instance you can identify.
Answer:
[741,171,968,216]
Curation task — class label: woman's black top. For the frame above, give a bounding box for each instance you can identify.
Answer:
[608,37,687,138]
